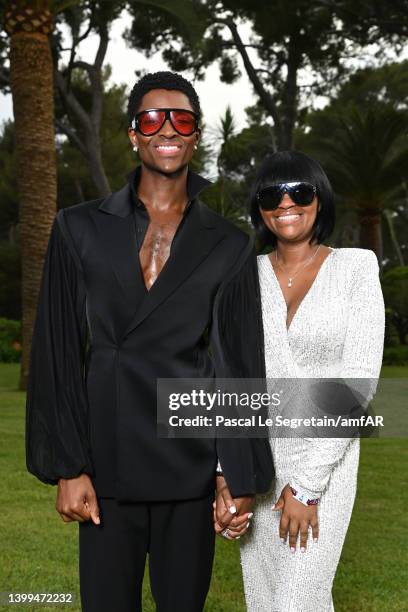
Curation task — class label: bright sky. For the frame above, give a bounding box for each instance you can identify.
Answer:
[0,13,257,163]
[1,10,406,172]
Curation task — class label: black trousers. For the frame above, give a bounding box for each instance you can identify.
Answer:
[79,493,215,612]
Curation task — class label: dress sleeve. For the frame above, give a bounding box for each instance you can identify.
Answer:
[211,237,274,497]
[25,210,95,485]
[291,250,385,498]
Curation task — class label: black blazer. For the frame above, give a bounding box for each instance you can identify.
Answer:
[26,169,274,501]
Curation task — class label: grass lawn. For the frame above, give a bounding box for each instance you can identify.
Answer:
[0,363,407,611]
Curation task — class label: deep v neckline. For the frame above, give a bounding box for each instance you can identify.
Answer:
[264,248,335,332]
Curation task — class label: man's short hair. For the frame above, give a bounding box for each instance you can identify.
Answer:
[127,71,201,126]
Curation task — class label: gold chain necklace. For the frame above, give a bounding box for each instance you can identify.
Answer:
[275,244,322,288]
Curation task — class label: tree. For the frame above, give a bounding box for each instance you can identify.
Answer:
[2,0,65,389]
[331,0,408,46]
[201,103,284,233]
[129,1,408,152]
[54,1,124,196]
[0,119,17,242]
[54,0,205,195]
[0,0,206,387]
[383,209,405,267]
[382,267,408,344]
[197,106,250,230]
[326,61,408,113]
[129,0,401,151]
[297,101,408,262]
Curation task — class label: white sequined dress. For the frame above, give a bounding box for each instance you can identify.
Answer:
[240,248,385,611]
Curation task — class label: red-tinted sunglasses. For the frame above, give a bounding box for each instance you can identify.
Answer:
[130,108,199,137]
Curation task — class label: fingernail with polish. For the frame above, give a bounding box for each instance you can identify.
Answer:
[229,505,237,514]
[280,538,285,544]
[301,547,305,553]
[246,522,250,528]
[290,547,296,553]
[314,538,318,543]
[271,504,275,509]
[248,513,254,519]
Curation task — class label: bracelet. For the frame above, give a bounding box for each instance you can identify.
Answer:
[290,486,320,507]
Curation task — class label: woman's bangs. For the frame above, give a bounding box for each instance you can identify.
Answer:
[258,153,319,191]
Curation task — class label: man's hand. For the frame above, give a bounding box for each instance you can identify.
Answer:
[213,476,254,540]
[56,473,100,525]
[272,483,319,552]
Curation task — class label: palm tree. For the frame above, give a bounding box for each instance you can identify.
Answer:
[201,106,251,230]
[309,105,408,263]
[3,0,204,389]
[215,105,237,218]
[3,0,75,389]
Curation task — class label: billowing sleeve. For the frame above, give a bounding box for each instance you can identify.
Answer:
[291,250,385,498]
[25,209,95,485]
[211,236,274,497]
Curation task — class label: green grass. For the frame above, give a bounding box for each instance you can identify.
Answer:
[0,364,407,611]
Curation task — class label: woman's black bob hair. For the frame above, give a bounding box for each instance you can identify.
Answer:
[250,150,335,250]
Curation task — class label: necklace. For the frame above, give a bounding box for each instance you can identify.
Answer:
[275,244,322,288]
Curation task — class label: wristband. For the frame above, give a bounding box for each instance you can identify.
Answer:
[290,486,320,507]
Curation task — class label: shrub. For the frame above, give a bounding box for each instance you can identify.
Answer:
[0,318,22,362]
[381,267,408,345]
[384,308,400,347]
[382,345,408,366]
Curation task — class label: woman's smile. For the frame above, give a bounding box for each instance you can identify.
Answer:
[274,212,303,224]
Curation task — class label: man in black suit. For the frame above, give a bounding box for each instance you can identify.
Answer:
[26,71,273,611]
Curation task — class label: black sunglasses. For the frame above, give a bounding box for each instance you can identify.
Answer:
[257,182,317,211]
[130,108,199,137]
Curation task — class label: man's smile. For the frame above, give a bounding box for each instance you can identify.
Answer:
[154,143,183,156]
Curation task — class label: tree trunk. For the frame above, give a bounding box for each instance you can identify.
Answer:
[278,36,300,151]
[392,315,407,345]
[86,135,111,197]
[222,18,282,140]
[358,211,383,264]
[5,4,56,390]
[55,26,111,197]
[383,208,404,265]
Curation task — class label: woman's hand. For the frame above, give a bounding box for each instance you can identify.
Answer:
[214,476,253,540]
[272,483,319,552]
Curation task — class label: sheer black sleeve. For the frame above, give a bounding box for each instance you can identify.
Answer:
[211,237,274,497]
[25,210,94,485]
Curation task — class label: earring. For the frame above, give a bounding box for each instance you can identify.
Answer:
[133,144,138,152]
[194,144,198,150]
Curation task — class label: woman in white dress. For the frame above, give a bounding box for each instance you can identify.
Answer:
[216,151,385,611]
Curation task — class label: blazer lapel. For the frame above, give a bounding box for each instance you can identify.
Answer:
[122,201,225,338]
[91,170,224,339]
[90,184,144,303]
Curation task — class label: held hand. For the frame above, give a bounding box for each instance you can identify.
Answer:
[214,476,254,540]
[272,484,319,552]
[56,473,100,525]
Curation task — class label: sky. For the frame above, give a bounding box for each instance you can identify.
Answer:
[0,14,257,152]
[1,10,406,167]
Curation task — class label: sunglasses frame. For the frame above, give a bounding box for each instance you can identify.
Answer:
[130,108,200,137]
[256,182,317,211]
